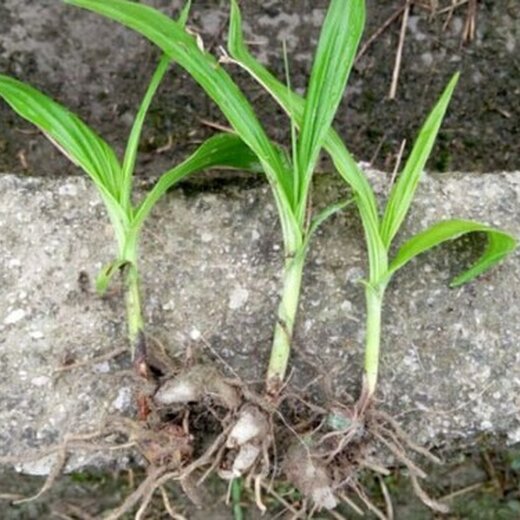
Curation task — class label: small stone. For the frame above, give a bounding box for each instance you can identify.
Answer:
[4,308,26,325]
[31,376,50,387]
[481,420,493,430]
[190,328,201,340]
[93,361,111,374]
[162,299,175,311]
[112,387,132,412]
[229,286,249,310]
[58,183,78,196]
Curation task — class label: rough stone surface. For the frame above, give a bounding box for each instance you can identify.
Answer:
[0,169,519,475]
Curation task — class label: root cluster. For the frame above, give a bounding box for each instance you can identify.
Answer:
[3,360,447,519]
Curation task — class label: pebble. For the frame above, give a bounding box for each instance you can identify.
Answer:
[4,308,26,325]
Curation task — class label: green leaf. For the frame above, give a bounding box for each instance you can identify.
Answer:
[120,55,171,212]
[65,0,301,252]
[227,0,387,281]
[96,259,130,295]
[133,132,262,230]
[297,0,364,218]
[0,74,122,201]
[380,73,459,249]
[387,219,517,287]
[178,0,192,26]
[120,2,191,212]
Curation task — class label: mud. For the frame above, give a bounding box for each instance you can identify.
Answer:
[0,0,518,177]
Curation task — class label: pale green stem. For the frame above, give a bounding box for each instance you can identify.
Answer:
[364,284,385,397]
[266,251,305,393]
[121,232,144,359]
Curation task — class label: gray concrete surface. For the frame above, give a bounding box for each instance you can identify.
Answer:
[0,169,519,475]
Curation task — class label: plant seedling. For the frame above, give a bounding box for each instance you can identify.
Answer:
[60,0,517,514]
[65,0,363,399]
[224,0,517,511]
[223,1,517,400]
[0,1,261,372]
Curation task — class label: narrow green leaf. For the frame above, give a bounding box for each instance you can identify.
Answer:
[297,0,364,218]
[178,0,192,26]
[120,2,191,212]
[96,259,130,295]
[387,219,517,287]
[133,132,262,230]
[227,0,387,281]
[0,74,122,200]
[380,74,459,249]
[120,55,171,211]
[65,0,301,252]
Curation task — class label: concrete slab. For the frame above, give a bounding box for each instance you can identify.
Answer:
[0,169,518,474]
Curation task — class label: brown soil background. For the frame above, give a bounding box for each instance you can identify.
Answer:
[0,0,518,179]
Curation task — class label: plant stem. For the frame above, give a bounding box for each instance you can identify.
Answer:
[266,251,305,394]
[121,233,145,361]
[364,284,385,398]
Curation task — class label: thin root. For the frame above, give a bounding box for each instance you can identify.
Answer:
[372,429,427,479]
[375,410,442,464]
[13,443,67,505]
[160,486,187,520]
[349,480,387,520]
[410,473,450,513]
[104,466,166,520]
[378,476,394,520]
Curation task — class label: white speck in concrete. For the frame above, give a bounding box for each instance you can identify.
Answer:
[112,387,132,412]
[93,361,111,374]
[162,299,175,311]
[304,319,313,333]
[340,300,353,313]
[508,426,520,444]
[229,286,249,310]
[190,328,201,341]
[7,258,21,268]
[30,330,44,339]
[200,232,213,243]
[31,375,51,387]
[58,183,78,196]
[4,308,26,325]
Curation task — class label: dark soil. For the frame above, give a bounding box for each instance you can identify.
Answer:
[2,444,519,519]
[0,0,518,178]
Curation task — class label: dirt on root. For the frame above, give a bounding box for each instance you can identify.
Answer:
[0,0,518,179]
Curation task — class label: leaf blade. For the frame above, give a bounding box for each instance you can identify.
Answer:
[120,1,192,212]
[133,132,262,230]
[65,0,301,251]
[0,74,122,200]
[227,0,387,280]
[380,73,459,249]
[387,219,517,287]
[297,0,364,216]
